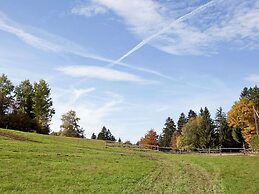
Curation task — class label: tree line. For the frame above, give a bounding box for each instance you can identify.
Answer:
[1,74,258,149]
[0,74,54,134]
[0,74,119,141]
[140,86,259,150]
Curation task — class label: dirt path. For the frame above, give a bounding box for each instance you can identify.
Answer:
[125,155,222,194]
[0,130,40,143]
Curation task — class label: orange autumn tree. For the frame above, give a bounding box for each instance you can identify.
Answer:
[140,129,159,146]
[227,98,256,145]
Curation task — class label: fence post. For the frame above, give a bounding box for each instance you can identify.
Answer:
[243,143,246,155]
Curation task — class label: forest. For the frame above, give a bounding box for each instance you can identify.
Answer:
[1,73,259,150]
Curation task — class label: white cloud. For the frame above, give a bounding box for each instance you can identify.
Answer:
[51,88,124,138]
[57,65,153,83]
[92,0,165,36]
[0,11,171,80]
[72,4,107,17]
[73,0,259,56]
[71,88,96,103]
[246,74,259,84]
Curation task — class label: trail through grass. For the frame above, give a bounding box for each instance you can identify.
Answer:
[0,129,258,194]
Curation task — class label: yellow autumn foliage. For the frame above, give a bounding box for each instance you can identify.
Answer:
[227,98,257,145]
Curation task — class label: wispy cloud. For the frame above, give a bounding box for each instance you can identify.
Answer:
[51,88,124,137]
[72,3,107,17]
[73,0,259,56]
[245,74,259,84]
[108,0,216,65]
[0,11,171,80]
[57,65,154,83]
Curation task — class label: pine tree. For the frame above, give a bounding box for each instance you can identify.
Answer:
[15,80,33,118]
[97,126,116,141]
[32,80,55,134]
[240,86,259,107]
[200,107,215,148]
[0,74,14,115]
[187,109,197,121]
[159,117,176,147]
[97,126,106,140]
[177,113,187,133]
[60,110,84,138]
[91,133,96,139]
[215,107,242,148]
[118,138,122,143]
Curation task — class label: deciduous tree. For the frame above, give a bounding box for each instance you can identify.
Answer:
[228,98,256,145]
[0,74,14,115]
[179,116,206,150]
[140,129,159,146]
[60,110,84,138]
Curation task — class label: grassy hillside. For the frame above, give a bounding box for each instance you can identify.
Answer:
[0,128,258,194]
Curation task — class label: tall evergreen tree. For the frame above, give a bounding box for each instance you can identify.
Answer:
[0,74,14,115]
[15,80,33,118]
[200,107,215,148]
[187,109,197,121]
[97,126,116,141]
[240,86,259,137]
[159,117,176,147]
[91,133,96,139]
[240,86,259,107]
[97,126,106,140]
[32,80,55,134]
[177,112,187,133]
[215,107,242,148]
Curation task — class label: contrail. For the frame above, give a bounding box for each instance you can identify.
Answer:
[109,0,218,67]
[0,12,172,80]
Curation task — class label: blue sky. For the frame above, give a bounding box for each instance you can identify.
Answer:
[0,0,259,142]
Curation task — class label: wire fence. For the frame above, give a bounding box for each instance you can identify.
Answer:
[105,141,259,155]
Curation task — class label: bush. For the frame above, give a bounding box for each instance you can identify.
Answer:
[250,135,259,149]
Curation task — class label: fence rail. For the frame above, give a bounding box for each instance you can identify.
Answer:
[105,141,259,155]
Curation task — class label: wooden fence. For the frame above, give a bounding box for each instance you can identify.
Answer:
[105,141,259,155]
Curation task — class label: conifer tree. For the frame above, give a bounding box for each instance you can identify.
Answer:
[15,79,33,118]
[200,107,215,148]
[177,113,187,133]
[187,109,197,121]
[91,133,96,139]
[159,117,176,147]
[215,107,242,148]
[97,126,116,141]
[32,80,55,134]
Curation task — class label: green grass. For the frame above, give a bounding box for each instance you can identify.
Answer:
[0,128,258,194]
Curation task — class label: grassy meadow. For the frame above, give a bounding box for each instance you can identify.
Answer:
[0,128,258,194]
